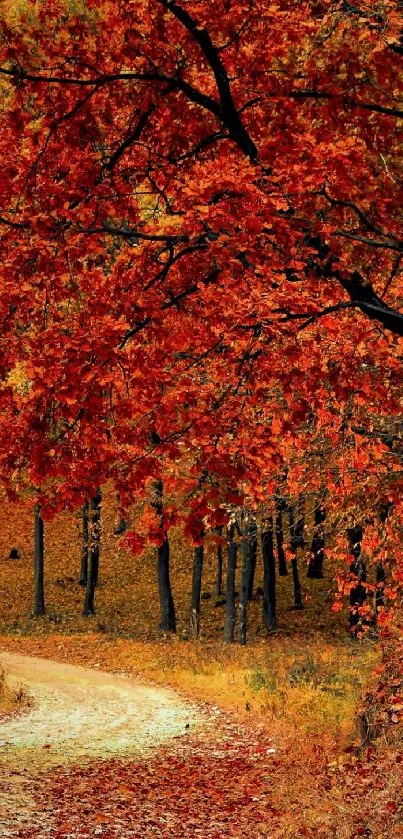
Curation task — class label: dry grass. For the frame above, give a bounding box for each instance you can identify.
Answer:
[0,663,32,720]
[0,631,378,751]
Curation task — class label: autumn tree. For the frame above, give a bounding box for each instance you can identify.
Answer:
[0,0,402,617]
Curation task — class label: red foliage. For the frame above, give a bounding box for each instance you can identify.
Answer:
[0,0,402,592]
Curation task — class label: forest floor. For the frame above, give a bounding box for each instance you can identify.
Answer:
[0,640,402,838]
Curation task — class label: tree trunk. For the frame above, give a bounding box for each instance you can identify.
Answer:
[262,516,276,630]
[238,526,251,645]
[82,492,101,617]
[189,543,204,638]
[247,519,258,601]
[79,501,89,586]
[291,553,303,608]
[289,503,303,609]
[347,525,366,635]
[275,497,288,576]
[214,526,224,598]
[33,505,45,617]
[225,525,237,643]
[157,537,176,632]
[154,480,176,632]
[307,502,326,578]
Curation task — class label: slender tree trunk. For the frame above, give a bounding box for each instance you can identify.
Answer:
[348,525,366,635]
[225,524,237,643]
[275,497,288,576]
[157,537,176,632]
[33,505,45,617]
[189,542,204,638]
[291,554,303,608]
[82,492,101,617]
[247,519,258,601]
[154,480,176,632]
[79,501,89,586]
[307,502,326,578]
[215,526,224,598]
[289,503,303,609]
[262,516,276,630]
[238,526,251,645]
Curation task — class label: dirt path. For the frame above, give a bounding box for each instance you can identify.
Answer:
[0,652,200,836]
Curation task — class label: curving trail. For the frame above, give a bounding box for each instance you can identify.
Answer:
[0,652,200,836]
[0,652,197,764]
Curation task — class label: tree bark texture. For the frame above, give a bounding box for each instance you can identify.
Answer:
[153,480,176,632]
[262,516,276,630]
[82,491,101,617]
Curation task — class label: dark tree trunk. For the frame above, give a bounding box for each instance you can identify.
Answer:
[238,527,250,645]
[79,501,89,586]
[225,525,237,643]
[291,555,303,608]
[289,503,303,609]
[82,492,101,617]
[275,497,288,576]
[33,505,45,617]
[262,516,276,630]
[307,503,326,578]
[214,526,224,598]
[347,524,367,635]
[247,520,258,601]
[189,543,204,638]
[157,537,176,632]
[154,480,176,632]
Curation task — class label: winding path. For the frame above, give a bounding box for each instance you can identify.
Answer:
[0,652,200,836]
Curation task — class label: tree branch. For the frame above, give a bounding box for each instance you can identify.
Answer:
[334,230,403,252]
[105,106,155,171]
[264,88,403,119]
[157,0,258,161]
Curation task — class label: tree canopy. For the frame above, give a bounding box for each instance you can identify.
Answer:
[0,0,402,553]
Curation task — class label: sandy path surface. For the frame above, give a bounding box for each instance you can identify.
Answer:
[0,652,200,836]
